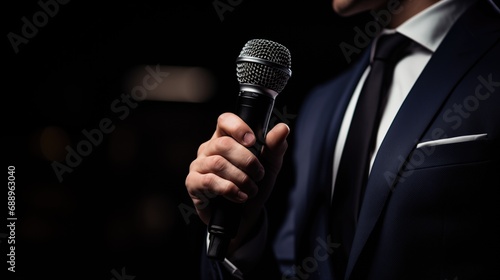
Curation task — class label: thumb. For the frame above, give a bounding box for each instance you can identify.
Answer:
[261,123,290,174]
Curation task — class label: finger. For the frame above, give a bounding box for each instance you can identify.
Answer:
[191,155,259,198]
[261,123,290,174]
[265,123,290,153]
[197,141,208,156]
[211,113,256,147]
[203,136,265,182]
[185,171,249,204]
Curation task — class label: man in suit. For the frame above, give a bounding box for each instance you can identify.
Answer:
[185,0,500,279]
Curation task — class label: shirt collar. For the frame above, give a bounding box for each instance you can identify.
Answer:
[374,0,474,56]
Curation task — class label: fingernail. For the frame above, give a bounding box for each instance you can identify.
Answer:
[237,191,248,202]
[243,133,255,145]
[284,123,291,135]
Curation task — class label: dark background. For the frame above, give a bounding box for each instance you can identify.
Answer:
[4,0,369,279]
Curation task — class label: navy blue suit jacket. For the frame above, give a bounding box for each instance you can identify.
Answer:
[202,1,500,279]
[274,1,500,279]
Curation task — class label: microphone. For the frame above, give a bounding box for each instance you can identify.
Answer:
[207,39,292,261]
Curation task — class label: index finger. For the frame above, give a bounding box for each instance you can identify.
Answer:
[212,112,256,147]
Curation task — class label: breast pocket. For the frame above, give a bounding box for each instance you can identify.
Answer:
[404,137,498,171]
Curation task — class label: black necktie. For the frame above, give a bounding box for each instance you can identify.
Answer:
[331,32,413,276]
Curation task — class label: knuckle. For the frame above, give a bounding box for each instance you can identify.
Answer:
[217,113,229,125]
[184,174,192,189]
[197,142,208,155]
[185,173,201,193]
[217,113,229,129]
[214,136,233,152]
[217,114,224,124]
[201,173,216,188]
[185,171,197,188]
[209,155,226,172]
[188,159,197,172]
[219,180,236,196]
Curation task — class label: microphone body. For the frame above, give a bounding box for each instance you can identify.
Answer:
[235,89,275,157]
[207,39,292,261]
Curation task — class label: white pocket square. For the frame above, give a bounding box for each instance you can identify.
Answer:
[416,133,488,149]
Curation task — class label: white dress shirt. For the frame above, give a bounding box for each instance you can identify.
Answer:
[331,0,473,200]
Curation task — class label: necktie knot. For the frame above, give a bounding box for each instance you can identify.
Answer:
[373,32,413,63]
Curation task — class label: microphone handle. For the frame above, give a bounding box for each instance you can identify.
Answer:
[207,90,275,261]
[236,90,275,157]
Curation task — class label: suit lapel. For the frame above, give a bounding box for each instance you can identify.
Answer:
[295,50,370,249]
[345,1,500,278]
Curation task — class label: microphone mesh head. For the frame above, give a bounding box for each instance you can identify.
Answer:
[236,39,291,94]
